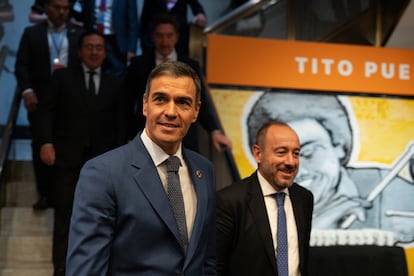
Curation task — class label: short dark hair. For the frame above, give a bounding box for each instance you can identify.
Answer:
[150,13,180,34]
[144,61,201,103]
[255,120,291,148]
[77,30,105,50]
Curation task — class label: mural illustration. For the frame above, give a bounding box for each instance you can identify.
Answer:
[211,88,414,247]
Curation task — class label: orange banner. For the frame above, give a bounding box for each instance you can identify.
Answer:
[207,35,414,96]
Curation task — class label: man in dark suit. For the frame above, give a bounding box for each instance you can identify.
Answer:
[66,61,216,275]
[76,0,138,77]
[38,30,127,276]
[216,120,314,276]
[15,0,84,210]
[140,0,207,56]
[127,14,232,153]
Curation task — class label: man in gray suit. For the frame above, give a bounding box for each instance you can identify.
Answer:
[66,61,216,275]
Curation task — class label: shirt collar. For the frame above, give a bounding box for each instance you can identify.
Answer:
[140,129,183,167]
[81,63,102,75]
[155,49,177,65]
[257,170,290,197]
[48,21,66,33]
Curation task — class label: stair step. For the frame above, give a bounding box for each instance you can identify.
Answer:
[0,236,52,266]
[0,267,53,276]
[0,207,53,236]
[4,161,37,207]
[4,180,38,208]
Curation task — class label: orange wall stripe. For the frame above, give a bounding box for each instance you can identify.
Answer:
[207,34,414,96]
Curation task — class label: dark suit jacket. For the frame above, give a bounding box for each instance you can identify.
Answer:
[125,52,220,152]
[15,22,83,101]
[38,65,127,169]
[140,0,205,55]
[216,172,314,276]
[80,0,138,55]
[66,133,216,275]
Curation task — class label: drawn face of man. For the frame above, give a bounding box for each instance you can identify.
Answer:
[45,0,70,27]
[78,34,106,70]
[143,75,200,155]
[289,118,346,203]
[252,124,300,191]
[152,23,179,58]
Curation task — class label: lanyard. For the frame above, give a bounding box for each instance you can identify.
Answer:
[50,29,66,63]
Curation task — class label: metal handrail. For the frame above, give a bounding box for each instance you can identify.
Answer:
[0,44,20,192]
[204,0,272,35]
[190,1,277,183]
[0,87,20,190]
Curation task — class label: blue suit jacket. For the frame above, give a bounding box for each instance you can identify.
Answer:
[66,133,216,275]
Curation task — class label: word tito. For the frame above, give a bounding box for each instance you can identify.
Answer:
[295,57,410,80]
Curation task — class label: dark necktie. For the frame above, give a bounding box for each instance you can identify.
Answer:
[87,71,96,96]
[275,192,288,276]
[165,156,188,250]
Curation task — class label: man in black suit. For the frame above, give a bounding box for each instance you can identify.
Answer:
[126,14,232,153]
[38,30,127,276]
[216,120,314,276]
[15,0,84,210]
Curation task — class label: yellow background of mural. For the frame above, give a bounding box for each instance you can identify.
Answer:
[211,88,414,275]
[211,88,414,175]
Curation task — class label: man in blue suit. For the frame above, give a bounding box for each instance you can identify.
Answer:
[66,61,216,275]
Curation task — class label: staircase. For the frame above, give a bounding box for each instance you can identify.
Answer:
[0,160,53,275]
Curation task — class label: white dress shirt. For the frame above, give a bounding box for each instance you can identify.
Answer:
[82,64,102,95]
[140,130,197,239]
[257,171,301,276]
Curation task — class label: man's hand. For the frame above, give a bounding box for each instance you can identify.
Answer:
[40,144,56,166]
[23,91,38,112]
[192,13,207,28]
[211,130,232,152]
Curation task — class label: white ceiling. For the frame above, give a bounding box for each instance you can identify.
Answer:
[386,1,414,49]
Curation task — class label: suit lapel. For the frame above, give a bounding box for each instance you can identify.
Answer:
[247,174,278,273]
[131,136,184,248]
[289,185,306,267]
[38,24,51,72]
[183,153,208,266]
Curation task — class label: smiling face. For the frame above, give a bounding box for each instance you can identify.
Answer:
[253,124,300,191]
[143,74,200,154]
[78,33,106,70]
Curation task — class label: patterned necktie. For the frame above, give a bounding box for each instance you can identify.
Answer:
[165,156,188,250]
[275,192,288,276]
[87,71,96,95]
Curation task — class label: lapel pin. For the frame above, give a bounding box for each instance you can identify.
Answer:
[195,170,202,179]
